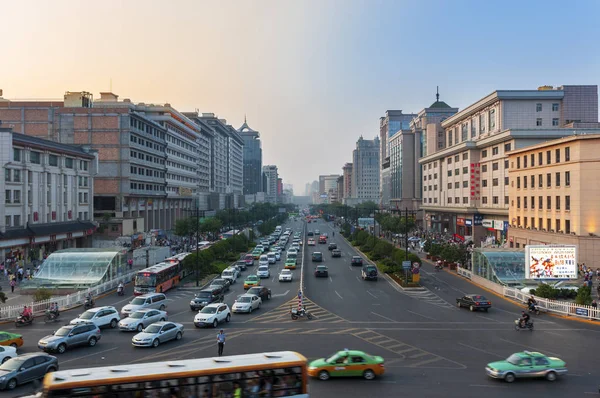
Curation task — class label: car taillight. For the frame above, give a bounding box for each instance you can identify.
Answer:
[96,330,101,334]
[487,302,491,305]
[379,363,385,368]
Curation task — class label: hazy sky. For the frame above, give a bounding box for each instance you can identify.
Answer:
[3,0,600,193]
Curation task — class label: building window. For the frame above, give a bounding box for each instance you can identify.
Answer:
[517,216,521,226]
[529,175,534,188]
[546,173,551,187]
[13,149,21,162]
[555,196,560,210]
[547,196,551,209]
[531,196,535,209]
[537,152,542,165]
[524,196,527,209]
[539,218,543,230]
[492,147,499,155]
[552,103,559,111]
[539,196,543,209]
[482,180,488,187]
[517,197,521,208]
[556,219,561,232]
[504,143,511,152]
[479,114,486,132]
[552,118,559,126]
[505,196,509,205]
[471,121,476,138]
[454,169,459,175]
[463,181,468,188]
[524,217,528,227]
[455,182,460,188]
[565,219,571,234]
[504,177,509,185]
[5,216,10,227]
[482,197,488,204]
[4,169,10,182]
[455,197,460,204]
[504,159,509,169]
[565,171,570,186]
[517,157,520,169]
[546,218,551,231]
[492,178,499,186]
[462,167,468,174]
[13,215,21,227]
[462,152,468,160]
[482,150,488,158]
[516,177,520,189]
[80,160,89,171]
[555,172,560,186]
[447,157,452,164]
[448,197,452,204]
[463,197,469,204]
[461,124,468,141]
[546,150,551,164]
[30,151,41,164]
[523,155,527,168]
[523,177,528,189]
[454,155,460,162]
[13,190,20,204]
[65,158,74,168]
[536,118,542,126]
[536,103,542,112]
[538,174,542,188]
[447,183,452,189]
[5,190,11,204]
[565,147,570,161]
[565,195,570,211]
[49,155,58,167]
[482,165,488,172]
[29,190,33,203]
[448,130,453,147]
[493,196,498,204]
[489,109,496,130]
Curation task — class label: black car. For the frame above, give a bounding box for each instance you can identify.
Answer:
[351,256,363,266]
[246,286,272,301]
[456,294,491,312]
[312,252,323,262]
[328,243,337,250]
[190,288,224,311]
[331,249,341,257]
[314,265,328,277]
[361,264,378,281]
[209,278,231,293]
[235,261,247,271]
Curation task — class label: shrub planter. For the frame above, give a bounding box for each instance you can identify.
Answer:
[389,273,421,288]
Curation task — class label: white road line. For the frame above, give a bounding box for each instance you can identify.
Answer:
[329,276,333,283]
[371,312,396,322]
[475,315,501,323]
[356,276,361,282]
[61,347,119,364]
[498,338,562,357]
[406,310,437,321]
[169,309,193,318]
[366,291,378,299]
[458,342,503,358]
[335,290,343,299]
[349,266,353,271]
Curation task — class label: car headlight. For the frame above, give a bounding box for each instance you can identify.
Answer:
[190,301,195,305]
[0,376,5,381]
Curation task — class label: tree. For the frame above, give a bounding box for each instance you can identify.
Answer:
[575,286,593,306]
[200,218,223,240]
[173,219,191,237]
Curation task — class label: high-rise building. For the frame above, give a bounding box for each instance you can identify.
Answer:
[419,84,600,245]
[237,118,262,195]
[262,165,279,203]
[348,136,380,206]
[336,175,344,203]
[318,174,340,204]
[304,183,311,196]
[342,163,353,200]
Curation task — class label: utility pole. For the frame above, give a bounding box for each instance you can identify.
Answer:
[195,208,201,287]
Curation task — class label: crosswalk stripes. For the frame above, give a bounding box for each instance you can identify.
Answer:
[397,288,456,310]
[350,330,465,369]
[248,297,348,324]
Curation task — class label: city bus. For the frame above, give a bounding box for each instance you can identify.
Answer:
[42,351,309,397]
[133,254,189,295]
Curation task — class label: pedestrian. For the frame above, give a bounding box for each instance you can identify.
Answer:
[216,329,226,356]
[10,278,16,293]
[592,300,597,309]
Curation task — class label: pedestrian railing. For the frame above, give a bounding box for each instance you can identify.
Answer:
[0,271,137,321]
[455,266,599,321]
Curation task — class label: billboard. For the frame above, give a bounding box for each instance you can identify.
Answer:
[525,245,578,280]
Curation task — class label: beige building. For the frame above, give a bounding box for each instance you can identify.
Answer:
[342,163,353,200]
[507,134,600,264]
[419,85,599,246]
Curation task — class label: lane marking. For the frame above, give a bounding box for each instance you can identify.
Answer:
[498,338,562,357]
[408,358,443,367]
[475,315,501,323]
[406,310,437,321]
[335,291,343,300]
[329,276,333,283]
[371,312,396,322]
[366,291,378,299]
[61,347,119,364]
[469,384,507,389]
[356,276,361,282]
[458,342,503,358]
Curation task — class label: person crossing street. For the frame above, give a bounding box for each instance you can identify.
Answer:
[217,329,226,356]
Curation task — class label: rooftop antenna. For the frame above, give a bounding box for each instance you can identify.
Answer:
[244,114,247,123]
[436,86,439,102]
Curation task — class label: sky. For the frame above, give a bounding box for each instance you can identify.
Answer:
[2,0,600,194]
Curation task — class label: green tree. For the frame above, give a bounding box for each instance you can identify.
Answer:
[200,218,223,240]
[575,286,593,306]
[173,219,191,237]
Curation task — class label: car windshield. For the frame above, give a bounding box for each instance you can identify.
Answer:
[325,353,340,363]
[258,266,268,271]
[129,312,145,319]
[472,295,487,301]
[135,274,156,288]
[238,296,251,303]
[281,270,291,274]
[506,354,521,365]
[247,276,258,281]
[79,311,96,320]
[54,327,71,337]
[0,358,26,371]
[131,298,146,305]
[212,280,226,286]
[200,307,218,314]
[144,324,162,334]
[196,292,212,299]
[222,271,233,276]
[317,266,327,270]
[247,288,260,294]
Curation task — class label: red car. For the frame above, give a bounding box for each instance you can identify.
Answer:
[319,236,327,244]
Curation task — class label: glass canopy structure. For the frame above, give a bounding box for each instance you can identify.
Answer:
[26,248,126,289]
[472,248,526,286]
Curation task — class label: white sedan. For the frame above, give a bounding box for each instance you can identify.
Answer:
[119,309,167,332]
[0,346,17,364]
[279,269,293,282]
[194,303,231,328]
[287,248,298,256]
[232,294,262,313]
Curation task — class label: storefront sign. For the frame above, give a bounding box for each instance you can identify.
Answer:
[469,163,481,200]
[178,187,192,197]
[494,220,504,231]
[473,214,483,226]
[457,218,465,226]
[465,219,472,226]
[482,219,494,228]
[525,245,578,280]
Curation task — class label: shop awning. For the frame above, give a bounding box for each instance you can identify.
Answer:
[0,221,97,240]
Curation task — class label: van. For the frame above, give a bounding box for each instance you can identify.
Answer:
[259,255,269,267]
[361,264,378,281]
[121,293,167,317]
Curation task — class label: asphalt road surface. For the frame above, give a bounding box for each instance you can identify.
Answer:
[3,217,600,397]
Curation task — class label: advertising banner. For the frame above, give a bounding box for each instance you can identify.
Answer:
[525,245,578,280]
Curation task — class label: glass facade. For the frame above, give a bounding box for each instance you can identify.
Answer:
[472,249,525,286]
[24,248,126,289]
[241,133,262,195]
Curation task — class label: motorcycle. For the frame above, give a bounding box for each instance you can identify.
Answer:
[291,307,313,320]
[117,286,125,296]
[528,303,540,315]
[435,262,443,271]
[15,314,34,327]
[44,310,60,323]
[514,319,534,331]
[84,297,95,310]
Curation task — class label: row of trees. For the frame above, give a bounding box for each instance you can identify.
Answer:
[348,229,421,273]
[423,241,469,265]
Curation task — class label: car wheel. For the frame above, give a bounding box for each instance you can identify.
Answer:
[6,378,17,390]
[160,305,166,311]
[226,314,231,323]
[318,370,330,381]
[57,343,67,354]
[258,303,261,309]
[363,370,376,380]
[137,324,144,332]
[545,371,557,381]
[160,318,166,322]
[248,307,253,314]
[88,337,97,347]
[152,339,160,348]
[1,356,10,364]
[504,373,516,383]
[456,302,461,308]
[212,319,218,328]
[175,332,182,340]
[469,305,475,312]
[47,367,57,373]
[9,343,17,349]
[110,319,118,328]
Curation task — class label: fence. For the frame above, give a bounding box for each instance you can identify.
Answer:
[0,270,138,321]
[455,266,599,321]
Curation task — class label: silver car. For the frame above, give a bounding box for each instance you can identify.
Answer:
[131,321,184,348]
[38,323,101,354]
[119,309,167,332]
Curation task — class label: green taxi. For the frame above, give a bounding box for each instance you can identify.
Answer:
[486,351,567,382]
[284,258,297,270]
[243,274,261,290]
[308,349,385,381]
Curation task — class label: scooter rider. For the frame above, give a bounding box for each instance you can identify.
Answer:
[519,311,531,328]
[49,302,59,318]
[527,296,538,311]
[21,305,32,321]
[117,282,124,294]
[85,292,94,307]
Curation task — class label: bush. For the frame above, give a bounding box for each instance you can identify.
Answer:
[0,292,6,303]
[534,284,558,299]
[33,288,53,302]
[209,261,231,275]
[576,286,593,306]
[377,258,396,274]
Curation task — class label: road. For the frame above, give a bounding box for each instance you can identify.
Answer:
[3,217,600,397]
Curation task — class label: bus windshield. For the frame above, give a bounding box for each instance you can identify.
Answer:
[135,274,156,288]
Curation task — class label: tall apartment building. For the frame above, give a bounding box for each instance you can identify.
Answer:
[336,176,344,203]
[419,85,599,245]
[507,134,600,264]
[237,118,263,195]
[262,165,279,203]
[348,136,380,206]
[318,174,340,204]
[0,127,97,262]
[342,162,353,202]
[379,110,417,208]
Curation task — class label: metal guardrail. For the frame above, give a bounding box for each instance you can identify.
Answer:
[0,271,138,321]
[455,266,599,321]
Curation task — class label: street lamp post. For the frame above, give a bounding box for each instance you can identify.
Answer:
[193,208,201,287]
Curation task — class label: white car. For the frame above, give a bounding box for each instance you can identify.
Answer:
[232,294,262,313]
[279,269,293,282]
[287,248,298,256]
[131,321,184,348]
[119,309,168,332]
[194,303,231,328]
[272,251,281,261]
[0,346,17,364]
[255,245,264,253]
[70,306,121,329]
[291,243,300,251]
[267,253,276,264]
[120,293,167,317]
[257,265,270,278]
[259,255,269,267]
[221,268,239,284]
